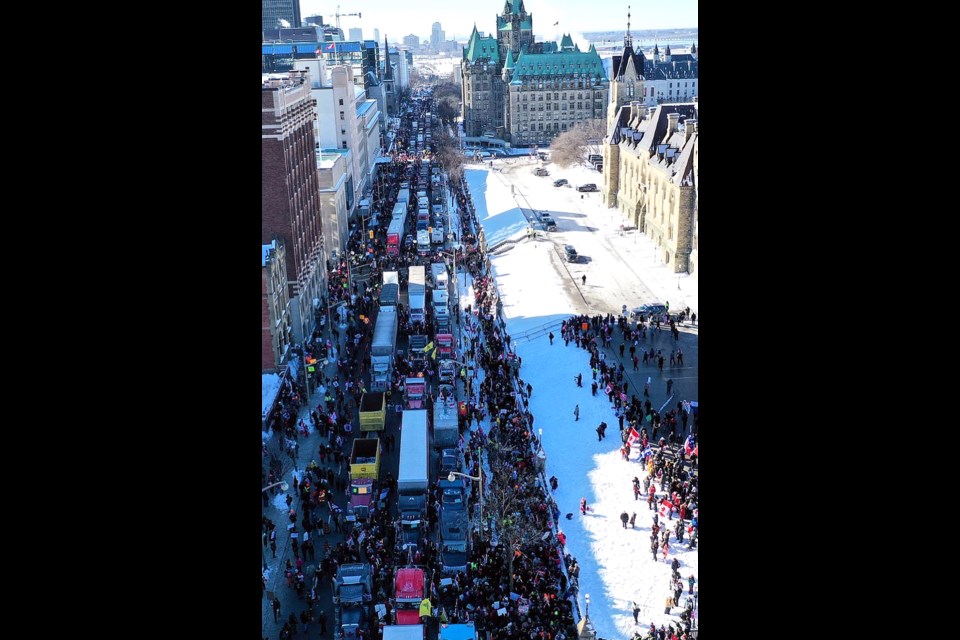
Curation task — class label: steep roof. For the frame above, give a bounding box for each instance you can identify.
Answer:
[463,25,500,64]
[560,33,575,51]
[504,45,515,70]
[511,47,605,81]
[643,56,698,80]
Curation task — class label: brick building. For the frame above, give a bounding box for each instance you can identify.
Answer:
[262,70,327,345]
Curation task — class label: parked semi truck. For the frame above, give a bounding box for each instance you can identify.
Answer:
[397,410,429,556]
[404,376,426,409]
[333,563,372,640]
[408,266,426,323]
[370,306,398,391]
[433,384,459,448]
[348,437,381,519]
[394,567,426,625]
[431,263,448,290]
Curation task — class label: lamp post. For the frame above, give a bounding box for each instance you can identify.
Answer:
[447,471,482,533]
[262,481,290,569]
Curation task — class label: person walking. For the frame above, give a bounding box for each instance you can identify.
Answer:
[581,274,586,286]
[666,379,674,395]
[573,404,580,421]
[272,597,282,623]
[630,512,637,528]
[620,511,629,528]
[632,601,641,624]
[576,373,583,388]
[549,331,554,345]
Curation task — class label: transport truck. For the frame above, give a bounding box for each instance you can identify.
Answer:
[397,410,429,556]
[359,392,386,432]
[408,266,426,323]
[370,306,398,392]
[432,384,459,448]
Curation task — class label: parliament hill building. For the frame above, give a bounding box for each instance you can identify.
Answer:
[461,0,608,146]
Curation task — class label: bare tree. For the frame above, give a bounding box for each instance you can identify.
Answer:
[548,118,606,168]
[433,127,464,184]
[483,445,553,593]
[433,82,461,127]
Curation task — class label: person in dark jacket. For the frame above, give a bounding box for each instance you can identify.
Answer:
[620,511,629,528]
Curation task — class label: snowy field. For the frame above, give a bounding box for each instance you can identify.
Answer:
[462,163,698,638]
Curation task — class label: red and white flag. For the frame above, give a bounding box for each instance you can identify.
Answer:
[626,427,642,447]
[659,499,675,518]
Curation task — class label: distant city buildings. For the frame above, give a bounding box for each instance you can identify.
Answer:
[261,71,327,346]
[403,34,420,50]
[349,27,363,42]
[262,0,302,31]
[461,0,608,145]
[431,22,445,51]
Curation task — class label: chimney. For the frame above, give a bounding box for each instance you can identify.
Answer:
[666,112,680,136]
[630,100,642,123]
[684,119,697,144]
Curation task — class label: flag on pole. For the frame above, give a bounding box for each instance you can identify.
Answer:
[626,427,641,447]
[553,21,559,26]
[640,445,653,459]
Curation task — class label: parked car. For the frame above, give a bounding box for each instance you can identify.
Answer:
[588,154,603,163]
[630,303,667,319]
[532,167,550,177]
[553,178,568,187]
[577,183,599,192]
[537,212,555,226]
[563,244,579,263]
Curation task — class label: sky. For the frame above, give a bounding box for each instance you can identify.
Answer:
[297,0,697,43]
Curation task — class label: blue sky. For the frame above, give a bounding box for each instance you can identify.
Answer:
[298,0,697,43]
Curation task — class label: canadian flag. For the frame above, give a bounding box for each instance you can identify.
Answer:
[684,434,696,456]
[626,427,642,447]
[659,499,675,518]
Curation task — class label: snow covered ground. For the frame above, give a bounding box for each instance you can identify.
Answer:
[458,162,699,638]
[262,373,281,421]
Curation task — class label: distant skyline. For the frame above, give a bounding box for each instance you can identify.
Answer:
[298,0,697,43]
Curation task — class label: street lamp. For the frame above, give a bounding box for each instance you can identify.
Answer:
[447,471,482,532]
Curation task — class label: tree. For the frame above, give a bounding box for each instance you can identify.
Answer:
[433,82,461,126]
[548,118,607,168]
[483,440,554,593]
[433,126,464,185]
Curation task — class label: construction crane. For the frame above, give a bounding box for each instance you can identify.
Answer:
[335,6,361,31]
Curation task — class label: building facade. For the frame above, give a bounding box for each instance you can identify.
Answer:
[462,0,608,144]
[262,71,327,344]
[316,152,350,265]
[403,34,420,50]
[431,23,445,51]
[263,239,293,371]
[262,0,302,31]
[348,28,363,42]
[602,101,698,273]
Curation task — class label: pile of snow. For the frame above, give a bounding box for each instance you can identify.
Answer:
[262,373,281,420]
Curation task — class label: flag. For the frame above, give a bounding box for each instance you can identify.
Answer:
[626,427,641,447]
[640,445,653,459]
[315,47,322,56]
[325,43,336,52]
[553,21,559,26]
[684,434,696,456]
[423,341,435,354]
[659,499,675,518]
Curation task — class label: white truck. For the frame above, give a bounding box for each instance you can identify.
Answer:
[397,409,429,551]
[433,384,459,448]
[416,229,431,256]
[370,306,398,392]
[383,625,424,640]
[408,266,426,324]
[431,263,448,290]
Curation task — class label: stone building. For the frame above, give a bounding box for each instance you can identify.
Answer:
[262,70,327,343]
[461,0,608,144]
[602,101,698,273]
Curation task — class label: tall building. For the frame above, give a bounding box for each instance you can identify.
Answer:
[431,22,445,50]
[602,101,698,273]
[262,70,327,344]
[403,34,420,50]
[349,27,363,42]
[262,0,302,32]
[373,29,380,44]
[461,0,608,145]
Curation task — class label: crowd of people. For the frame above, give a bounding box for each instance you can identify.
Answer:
[263,97,697,640]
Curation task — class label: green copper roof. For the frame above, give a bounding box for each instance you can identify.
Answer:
[497,16,532,30]
[560,34,574,50]
[511,48,606,80]
[541,41,558,54]
[464,27,500,64]
[504,45,515,69]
